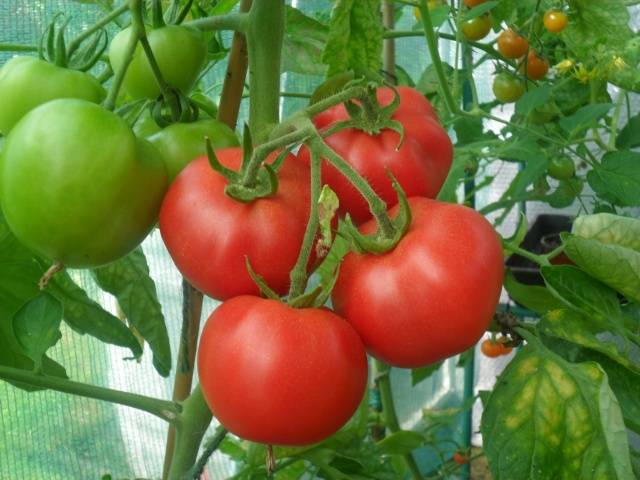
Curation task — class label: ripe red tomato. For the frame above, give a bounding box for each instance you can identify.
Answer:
[497,29,529,59]
[197,296,368,446]
[461,14,492,41]
[297,86,452,224]
[332,198,504,368]
[159,148,310,300]
[520,51,549,80]
[543,10,568,33]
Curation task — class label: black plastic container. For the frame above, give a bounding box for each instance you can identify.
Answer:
[506,214,573,286]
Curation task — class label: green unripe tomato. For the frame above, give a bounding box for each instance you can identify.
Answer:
[547,157,575,180]
[0,56,105,135]
[0,99,168,267]
[109,25,207,99]
[149,119,239,181]
[461,14,492,41]
[492,73,525,103]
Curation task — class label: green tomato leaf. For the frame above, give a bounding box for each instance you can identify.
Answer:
[481,334,634,480]
[322,0,383,77]
[504,269,565,316]
[376,430,425,455]
[616,113,640,150]
[542,177,583,209]
[45,270,143,359]
[541,265,623,321]
[411,361,443,386]
[539,308,640,376]
[608,37,640,93]
[587,151,640,207]
[462,1,498,20]
[0,213,67,385]
[515,84,551,116]
[558,103,614,136]
[92,247,171,377]
[317,185,339,258]
[283,6,328,75]
[563,233,640,304]
[573,213,640,252]
[562,0,632,62]
[12,292,63,372]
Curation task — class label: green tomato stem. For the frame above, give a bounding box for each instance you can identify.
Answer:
[288,148,322,299]
[375,360,423,480]
[0,43,38,52]
[66,3,129,58]
[309,132,396,239]
[503,242,551,267]
[245,0,285,143]
[417,2,459,116]
[607,88,626,150]
[0,364,180,422]
[187,426,228,479]
[167,385,213,480]
[184,12,248,33]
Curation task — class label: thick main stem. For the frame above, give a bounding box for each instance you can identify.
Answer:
[246,0,285,143]
[0,365,179,422]
[161,281,204,480]
[167,386,213,480]
[382,0,396,80]
[375,361,423,480]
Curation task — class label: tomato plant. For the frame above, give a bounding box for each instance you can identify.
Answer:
[148,119,239,181]
[492,73,525,103]
[197,296,368,446]
[298,86,452,224]
[497,29,529,59]
[543,10,568,33]
[159,148,311,300]
[0,57,105,134]
[461,13,492,41]
[332,198,504,368]
[109,24,207,99]
[0,99,167,267]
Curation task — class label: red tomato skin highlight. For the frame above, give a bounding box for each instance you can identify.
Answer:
[332,197,504,368]
[197,296,369,446]
[159,148,310,300]
[299,86,453,224]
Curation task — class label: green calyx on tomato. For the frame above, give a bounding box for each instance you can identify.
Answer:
[547,156,575,180]
[109,24,207,99]
[492,73,525,103]
[0,99,167,268]
[332,197,504,368]
[497,29,529,59]
[197,296,368,446]
[461,14,492,42]
[0,56,105,135]
[149,118,239,181]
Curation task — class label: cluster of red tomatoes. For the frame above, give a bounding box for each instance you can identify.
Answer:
[160,86,505,446]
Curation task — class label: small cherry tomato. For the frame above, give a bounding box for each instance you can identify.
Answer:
[461,13,492,41]
[547,157,575,180]
[414,0,444,20]
[492,73,525,103]
[481,339,503,358]
[543,10,568,33]
[520,51,549,80]
[463,0,487,6]
[453,451,471,465]
[496,336,513,355]
[497,29,529,59]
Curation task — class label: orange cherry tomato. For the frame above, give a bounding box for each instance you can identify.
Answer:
[463,0,486,6]
[543,10,568,33]
[481,339,503,358]
[497,29,529,59]
[520,50,549,80]
[497,336,513,355]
